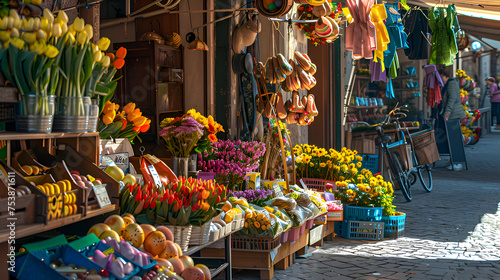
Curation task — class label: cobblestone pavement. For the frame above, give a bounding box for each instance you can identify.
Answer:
[232,131,500,280]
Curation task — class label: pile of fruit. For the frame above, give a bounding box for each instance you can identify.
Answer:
[35,179,78,219]
[87,214,212,280]
[20,164,44,176]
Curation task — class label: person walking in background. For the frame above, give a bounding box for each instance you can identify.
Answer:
[439,68,466,171]
[486,77,500,129]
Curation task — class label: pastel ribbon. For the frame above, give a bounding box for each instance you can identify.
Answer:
[345,0,376,60]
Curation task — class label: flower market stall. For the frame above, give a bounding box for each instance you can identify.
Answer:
[3,0,496,279]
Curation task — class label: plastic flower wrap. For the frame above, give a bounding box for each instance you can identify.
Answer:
[198,139,266,190]
[294,145,363,181]
[233,204,283,238]
[98,101,150,144]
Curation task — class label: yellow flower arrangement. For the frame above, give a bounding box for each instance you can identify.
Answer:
[294,144,363,181]
[331,173,396,215]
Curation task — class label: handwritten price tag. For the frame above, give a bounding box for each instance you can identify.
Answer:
[272,182,284,198]
[148,165,163,189]
[93,184,112,208]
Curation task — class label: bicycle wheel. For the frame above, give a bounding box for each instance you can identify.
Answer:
[418,165,433,192]
[408,171,417,186]
[390,151,412,201]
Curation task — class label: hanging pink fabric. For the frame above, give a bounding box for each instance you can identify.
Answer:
[345,0,376,60]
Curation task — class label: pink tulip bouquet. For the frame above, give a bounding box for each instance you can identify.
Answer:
[198,139,266,190]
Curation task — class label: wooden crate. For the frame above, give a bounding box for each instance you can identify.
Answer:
[201,229,310,280]
[23,162,84,223]
[0,164,35,228]
[56,144,120,216]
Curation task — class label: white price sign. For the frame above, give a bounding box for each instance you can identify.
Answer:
[148,165,163,189]
[272,182,284,198]
[93,184,112,208]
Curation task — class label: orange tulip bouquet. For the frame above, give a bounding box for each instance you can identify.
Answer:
[98,101,151,144]
[120,177,227,226]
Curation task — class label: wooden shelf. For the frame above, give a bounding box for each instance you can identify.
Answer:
[393,88,418,92]
[356,75,372,79]
[394,74,418,79]
[0,204,117,243]
[348,105,387,109]
[0,132,99,141]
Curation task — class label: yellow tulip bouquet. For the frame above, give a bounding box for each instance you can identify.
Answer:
[98,101,151,144]
[0,8,62,116]
[0,7,124,118]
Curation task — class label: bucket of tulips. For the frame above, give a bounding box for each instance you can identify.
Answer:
[0,8,62,133]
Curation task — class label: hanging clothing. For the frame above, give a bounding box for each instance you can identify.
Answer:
[370,4,390,67]
[345,0,376,60]
[423,65,443,107]
[383,2,409,70]
[370,59,386,82]
[429,5,459,66]
[386,76,395,99]
[403,9,430,60]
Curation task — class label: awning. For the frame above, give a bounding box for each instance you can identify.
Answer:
[407,1,500,21]
[407,1,500,40]
[458,16,500,41]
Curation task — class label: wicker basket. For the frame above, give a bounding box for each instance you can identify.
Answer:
[189,219,213,245]
[410,130,440,165]
[166,225,192,252]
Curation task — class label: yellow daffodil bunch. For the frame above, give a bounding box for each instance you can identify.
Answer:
[332,174,396,215]
[294,145,364,181]
[456,69,466,78]
[98,101,151,144]
[160,109,225,155]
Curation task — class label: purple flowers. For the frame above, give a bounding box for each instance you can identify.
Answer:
[198,139,266,190]
[229,189,274,207]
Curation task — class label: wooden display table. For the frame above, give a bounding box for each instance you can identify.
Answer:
[200,221,334,280]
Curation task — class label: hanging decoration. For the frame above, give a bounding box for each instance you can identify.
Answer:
[344,0,376,60]
[423,65,443,108]
[295,2,343,46]
[370,3,389,68]
[256,0,294,18]
[428,4,460,66]
[403,8,430,60]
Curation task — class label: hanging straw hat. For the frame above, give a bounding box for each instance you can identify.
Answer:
[232,14,261,54]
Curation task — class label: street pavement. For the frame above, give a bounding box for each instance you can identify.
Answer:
[231,130,500,280]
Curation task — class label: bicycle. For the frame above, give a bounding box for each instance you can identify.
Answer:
[372,105,433,201]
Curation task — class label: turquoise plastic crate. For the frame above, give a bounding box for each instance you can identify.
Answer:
[381,213,406,238]
[355,154,379,174]
[340,220,384,240]
[344,205,383,222]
